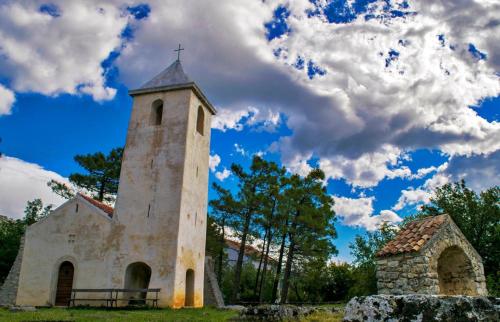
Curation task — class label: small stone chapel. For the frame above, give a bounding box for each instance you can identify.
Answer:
[0,58,219,308]
[376,214,487,296]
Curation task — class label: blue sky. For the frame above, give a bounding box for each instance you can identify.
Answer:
[0,1,498,262]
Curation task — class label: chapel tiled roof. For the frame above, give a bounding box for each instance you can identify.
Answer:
[79,193,114,218]
[376,214,448,257]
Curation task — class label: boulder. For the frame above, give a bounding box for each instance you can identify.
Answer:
[344,295,500,322]
[233,304,333,321]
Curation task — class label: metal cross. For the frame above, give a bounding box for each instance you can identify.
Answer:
[174,44,184,61]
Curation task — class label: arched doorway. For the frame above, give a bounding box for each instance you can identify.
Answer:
[55,261,74,306]
[437,246,477,295]
[124,262,152,304]
[185,269,195,307]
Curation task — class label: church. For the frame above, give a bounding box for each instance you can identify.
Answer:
[1,57,217,308]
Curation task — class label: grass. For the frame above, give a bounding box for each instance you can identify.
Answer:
[0,307,238,322]
[0,305,345,321]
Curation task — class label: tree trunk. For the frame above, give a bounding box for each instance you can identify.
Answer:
[280,211,299,304]
[254,229,268,297]
[98,178,106,202]
[217,217,226,283]
[258,228,273,302]
[231,211,252,303]
[271,222,287,303]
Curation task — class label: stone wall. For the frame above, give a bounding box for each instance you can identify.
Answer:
[0,236,24,307]
[376,252,434,295]
[203,257,224,308]
[376,219,487,296]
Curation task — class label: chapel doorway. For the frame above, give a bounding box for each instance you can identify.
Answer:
[185,269,195,307]
[437,246,477,295]
[55,261,74,306]
[124,262,152,304]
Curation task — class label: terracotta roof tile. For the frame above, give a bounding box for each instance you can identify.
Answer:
[376,214,447,257]
[225,239,276,263]
[79,193,114,218]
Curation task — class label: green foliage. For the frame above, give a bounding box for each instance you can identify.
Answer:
[420,180,499,295]
[322,262,354,302]
[0,218,24,284]
[486,271,500,297]
[210,157,337,304]
[0,199,52,283]
[69,147,123,202]
[47,179,75,200]
[23,198,53,226]
[348,223,397,297]
[205,215,224,260]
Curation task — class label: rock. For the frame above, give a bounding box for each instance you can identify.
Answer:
[343,294,500,322]
[233,304,323,321]
[9,306,37,312]
[224,305,247,312]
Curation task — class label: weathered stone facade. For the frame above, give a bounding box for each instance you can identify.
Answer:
[12,60,217,308]
[376,215,487,296]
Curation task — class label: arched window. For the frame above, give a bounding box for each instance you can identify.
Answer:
[185,269,195,306]
[196,106,204,135]
[151,99,163,126]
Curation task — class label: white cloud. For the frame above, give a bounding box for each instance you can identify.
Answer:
[393,170,450,211]
[1,0,496,191]
[215,168,231,181]
[0,84,15,115]
[113,0,498,189]
[212,108,252,132]
[0,156,68,219]
[234,143,246,156]
[212,106,281,132]
[317,145,412,188]
[209,154,221,172]
[0,1,130,101]
[333,196,402,231]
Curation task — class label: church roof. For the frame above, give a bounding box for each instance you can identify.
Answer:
[128,60,217,115]
[376,214,448,257]
[78,193,114,218]
[139,60,192,90]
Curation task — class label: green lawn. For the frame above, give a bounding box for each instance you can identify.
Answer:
[0,305,345,321]
[0,307,238,322]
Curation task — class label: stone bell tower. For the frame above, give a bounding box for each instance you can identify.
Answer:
[111,58,216,307]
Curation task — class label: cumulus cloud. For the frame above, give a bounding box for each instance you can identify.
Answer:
[0,156,68,219]
[209,154,221,172]
[212,106,281,132]
[393,149,500,211]
[333,195,402,231]
[115,0,499,189]
[215,168,231,181]
[0,84,15,115]
[393,168,451,211]
[0,1,134,101]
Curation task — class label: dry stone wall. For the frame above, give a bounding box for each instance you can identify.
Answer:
[203,257,224,308]
[0,237,24,307]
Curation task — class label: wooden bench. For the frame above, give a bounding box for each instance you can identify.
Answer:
[69,288,161,308]
[113,288,161,308]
